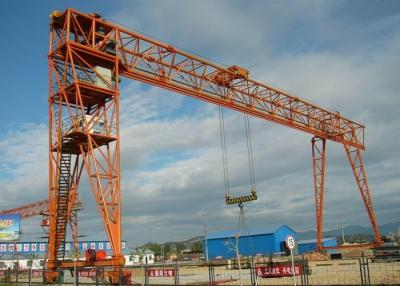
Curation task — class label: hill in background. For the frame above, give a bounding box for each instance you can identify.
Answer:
[133,221,399,255]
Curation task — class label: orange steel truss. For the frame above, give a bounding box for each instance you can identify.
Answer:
[46,8,381,280]
[48,9,122,282]
[0,198,81,228]
[344,144,381,244]
[311,137,326,252]
[1,199,50,218]
[0,197,81,251]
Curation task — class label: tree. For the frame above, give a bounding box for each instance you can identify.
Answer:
[225,234,243,286]
[176,242,185,254]
[164,244,171,256]
[145,243,161,256]
[192,241,203,252]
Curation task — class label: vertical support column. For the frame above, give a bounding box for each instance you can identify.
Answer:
[68,157,84,256]
[29,265,32,286]
[69,210,79,254]
[174,260,179,285]
[47,28,63,281]
[144,261,149,286]
[208,264,216,285]
[311,137,326,252]
[343,144,382,245]
[96,267,100,286]
[249,257,255,286]
[68,188,78,255]
[78,57,122,260]
[48,10,125,281]
[75,265,79,286]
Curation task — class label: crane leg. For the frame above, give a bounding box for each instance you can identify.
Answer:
[311,137,326,252]
[69,210,79,255]
[67,165,83,258]
[343,144,382,246]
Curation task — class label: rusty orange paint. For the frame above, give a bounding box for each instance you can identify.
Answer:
[46,8,382,280]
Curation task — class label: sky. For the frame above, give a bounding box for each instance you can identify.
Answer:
[0,0,399,245]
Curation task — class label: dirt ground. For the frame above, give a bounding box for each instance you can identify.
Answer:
[5,259,400,285]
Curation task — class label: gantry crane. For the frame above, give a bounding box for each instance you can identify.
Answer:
[1,199,52,219]
[46,8,381,283]
[0,196,82,252]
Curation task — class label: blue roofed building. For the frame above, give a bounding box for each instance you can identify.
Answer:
[203,225,295,259]
[297,237,338,254]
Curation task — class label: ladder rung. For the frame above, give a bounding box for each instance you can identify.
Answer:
[55,138,72,260]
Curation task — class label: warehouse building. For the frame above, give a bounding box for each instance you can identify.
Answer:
[297,237,338,254]
[204,225,295,259]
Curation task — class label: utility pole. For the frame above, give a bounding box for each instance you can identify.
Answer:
[160,244,164,262]
[203,210,209,262]
[235,233,243,286]
[340,213,346,245]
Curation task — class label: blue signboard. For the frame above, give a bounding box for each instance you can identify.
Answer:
[0,214,21,241]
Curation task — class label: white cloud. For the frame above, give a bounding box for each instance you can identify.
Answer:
[1,1,399,244]
[0,123,48,204]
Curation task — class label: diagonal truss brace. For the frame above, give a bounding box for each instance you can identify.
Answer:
[312,137,382,250]
[344,144,382,245]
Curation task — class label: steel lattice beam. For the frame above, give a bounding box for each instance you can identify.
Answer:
[49,9,365,149]
[312,137,326,252]
[0,199,82,219]
[0,200,50,219]
[344,144,381,244]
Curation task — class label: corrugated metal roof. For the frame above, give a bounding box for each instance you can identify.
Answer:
[143,249,155,254]
[298,237,336,244]
[206,225,294,240]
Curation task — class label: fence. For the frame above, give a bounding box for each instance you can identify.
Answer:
[0,256,398,285]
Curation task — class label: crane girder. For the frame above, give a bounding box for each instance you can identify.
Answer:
[118,44,365,149]
[0,199,50,219]
[49,8,365,149]
[0,198,82,219]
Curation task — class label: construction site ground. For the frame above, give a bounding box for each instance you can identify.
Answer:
[5,258,399,285]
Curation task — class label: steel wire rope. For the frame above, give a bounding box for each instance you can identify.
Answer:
[244,113,256,192]
[236,202,256,267]
[109,14,259,256]
[218,106,231,198]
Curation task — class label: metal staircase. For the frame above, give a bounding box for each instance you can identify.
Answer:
[55,137,72,259]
